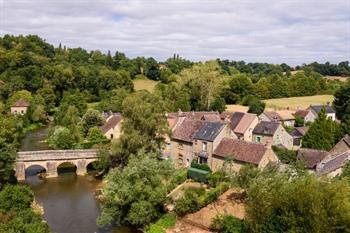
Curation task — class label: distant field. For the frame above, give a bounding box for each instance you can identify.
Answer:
[225,104,249,113]
[324,76,349,82]
[133,79,158,92]
[264,95,334,110]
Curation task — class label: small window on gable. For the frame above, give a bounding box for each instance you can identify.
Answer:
[110,134,114,139]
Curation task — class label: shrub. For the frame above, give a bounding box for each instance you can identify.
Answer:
[208,171,227,187]
[211,214,244,233]
[167,169,188,192]
[146,213,176,233]
[0,185,33,212]
[272,146,297,164]
[201,182,230,206]
[190,160,212,172]
[174,188,204,216]
[234,165,260,189]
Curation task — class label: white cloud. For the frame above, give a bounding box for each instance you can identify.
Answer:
[0,0,349,65]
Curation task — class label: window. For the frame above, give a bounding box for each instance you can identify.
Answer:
[202,141,208,152]
[110,134,114,139]
[178,143,184,150]
[178,154,183,166]
[256,136,261,143]
[21,110,24,114]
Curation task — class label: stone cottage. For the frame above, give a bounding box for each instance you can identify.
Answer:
[11,99,30,115]
[230,112,258,142]
[252,121,293,149]
[100,114,122,140]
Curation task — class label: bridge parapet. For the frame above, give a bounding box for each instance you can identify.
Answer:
[17,149,99,162]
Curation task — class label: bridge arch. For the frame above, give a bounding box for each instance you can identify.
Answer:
[15,149,98,181]
[25,164,47,179]
[57,161,77,175]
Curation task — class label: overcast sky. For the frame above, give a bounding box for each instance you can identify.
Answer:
[1,0,349,65]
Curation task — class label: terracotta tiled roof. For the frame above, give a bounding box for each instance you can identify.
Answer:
[214,137,267,165]
[253,121,280,136]
[230,112,245,130]
[172,119,204,142]
[297,148,329,169]
[168,111,220,121]
[193,122,225,142]
[167,116,179,130]
[318,150,350,175]
[233,113,257,135]
[12,99,30,107]
[100,115,122,134]
[263,112,282,121]
[264,111,295,121]
[201,114,221,122]
[294,110,309,118]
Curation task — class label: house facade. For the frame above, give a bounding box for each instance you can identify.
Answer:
[211,138,279,172]
[230,112,258,142]
[100,114,122,140]
[307,104,336,122]
[192,122,233,168]
[290,126,309,149]
[11,99,30,115]
[252,121,293,149]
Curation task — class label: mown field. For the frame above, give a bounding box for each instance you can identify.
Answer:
[133,79,158,92]
[263,95,334,110]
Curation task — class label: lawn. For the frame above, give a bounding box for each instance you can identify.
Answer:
[133,79,158,92]
[264,95,334,110]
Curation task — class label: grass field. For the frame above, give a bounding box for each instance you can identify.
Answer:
[264,95,334,110]
[225,104,249,113]
[133,79,158,92]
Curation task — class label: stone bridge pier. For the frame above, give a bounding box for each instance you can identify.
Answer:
[15,149,98,181]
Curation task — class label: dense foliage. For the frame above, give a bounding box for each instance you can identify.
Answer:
[211,214,244,233]
[333,80,350,134]
[97,152,174,229]
[302,108,342,150]
[245,173,350,233]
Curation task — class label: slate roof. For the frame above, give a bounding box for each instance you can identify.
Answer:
[193,122,225,142]
[309,105,335,114]
[214,138,268,165]
[252,121,280,136]
[297,148,329,169]
[100,115,122,134]
[290,126,309,138]
[12,99,30,107]
[318,150,350,175]
[233,113,257,135]
[172,119,204,143]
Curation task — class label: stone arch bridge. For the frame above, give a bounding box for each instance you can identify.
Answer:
[15,149,98,180]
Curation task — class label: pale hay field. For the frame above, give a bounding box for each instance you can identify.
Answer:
[263,95,334,110]
[133,79,158,92]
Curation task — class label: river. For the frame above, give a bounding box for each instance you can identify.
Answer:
[21,127,137,233]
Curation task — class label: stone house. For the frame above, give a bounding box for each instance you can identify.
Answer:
[211,138,279,172]
[297,148,329,171]
[11,99,30,115]
[307,104,336,122]
[293,110,314,125]
[252,121,293,150]
[289,126,309,149]
[171,118,205,168]
[100,114,122,140]
[230,112,258,142]
[259,110,295,127]
[317,150,350,177]
[192,121,233,167]
[330,134,350,155]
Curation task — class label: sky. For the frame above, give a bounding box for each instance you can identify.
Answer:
[0,0,349,65]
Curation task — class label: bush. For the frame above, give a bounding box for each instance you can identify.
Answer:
[191,160,212,172]
[234,165,260,189]
[167,169,188,192]
[208,171,227,187]
[174,188,204,216]
[201,182,230,206]
[211,214,244,233]
[0,185,33,212]
[146,213,176,233]
[272,146,297,164]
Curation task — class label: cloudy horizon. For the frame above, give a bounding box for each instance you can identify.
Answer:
[1,0,349,65]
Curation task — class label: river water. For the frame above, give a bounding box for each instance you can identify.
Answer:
[25,171,136,233]
[21,127,136,233]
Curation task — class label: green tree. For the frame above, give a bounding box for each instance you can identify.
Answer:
[86,127,106,144]
[97,88,129,113]
[154,83,191,112]
[111,91,169,165]
[302,108,342,150]
[97,152,174,228]
[48,126,76,149]
[245,174,350,233]
[333,81,350,122]
[81,109,105,135]
[211,214,244,233]
[248,98,265,115]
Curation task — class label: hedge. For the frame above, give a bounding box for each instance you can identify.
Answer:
[188,167,210,183]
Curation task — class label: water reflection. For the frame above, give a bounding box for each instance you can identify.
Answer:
[25,168,135,233]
